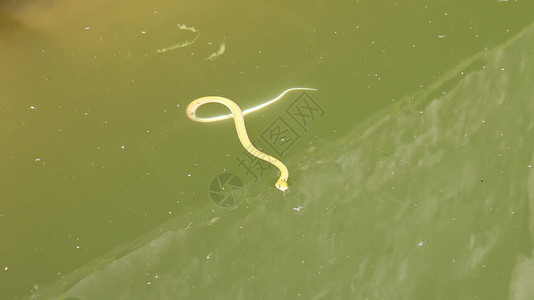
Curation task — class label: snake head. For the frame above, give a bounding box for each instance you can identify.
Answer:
[275,179,289,193]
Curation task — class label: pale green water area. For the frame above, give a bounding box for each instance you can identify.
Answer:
[1,0,534,299]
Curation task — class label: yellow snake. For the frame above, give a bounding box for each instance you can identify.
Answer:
[186,88,317,192]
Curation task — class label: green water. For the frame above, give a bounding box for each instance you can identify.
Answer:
[1,1,534,299]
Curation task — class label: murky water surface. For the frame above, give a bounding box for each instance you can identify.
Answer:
[1,1,533,299]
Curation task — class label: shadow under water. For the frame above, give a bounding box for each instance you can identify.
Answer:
[29,21,534,300]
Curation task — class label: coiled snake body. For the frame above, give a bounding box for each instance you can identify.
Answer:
[186,88,317,192]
